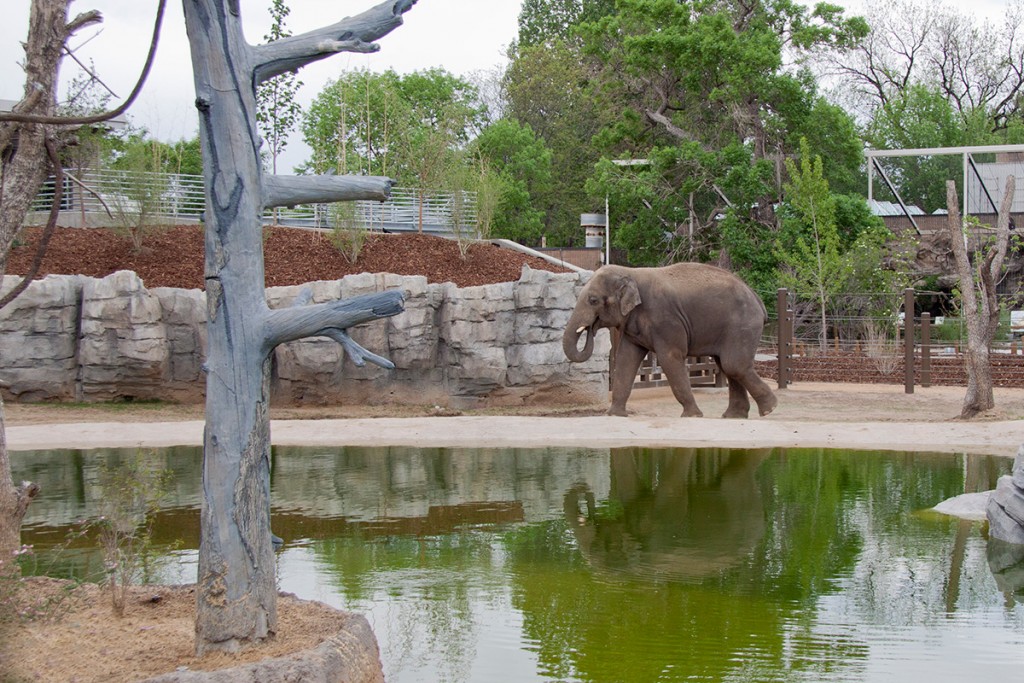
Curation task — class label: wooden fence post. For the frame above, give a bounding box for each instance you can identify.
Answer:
[777,288,793,389]
[921,312,931,388]
[904,288,915,394]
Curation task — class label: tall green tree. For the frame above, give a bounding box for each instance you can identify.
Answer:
[504,40,612,247]
[301,68,484,184]
[777,139,851,351]
[256,0,303,175]
[471,118,552,245]
[516,0,615,47]
[578,0,867,272]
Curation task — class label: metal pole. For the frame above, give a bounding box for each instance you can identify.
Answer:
[963,153,969,221]
[867,159,873,202]
[605,194,610,266]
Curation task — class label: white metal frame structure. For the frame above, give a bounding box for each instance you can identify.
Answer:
[865,143,1024,231]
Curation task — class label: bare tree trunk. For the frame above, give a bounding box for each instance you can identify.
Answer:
[0,0,99,572]
[0,397,40,576]
[181,0,413,655]
[944,178,1014,418]
[961,344,994,416]
[0,0,92,280]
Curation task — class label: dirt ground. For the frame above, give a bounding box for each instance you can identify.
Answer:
[6,380,1024,426]
[4,381,1024,682]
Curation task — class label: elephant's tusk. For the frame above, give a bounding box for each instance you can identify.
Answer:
[576,326,587,334]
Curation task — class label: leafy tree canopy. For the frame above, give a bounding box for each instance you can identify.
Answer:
[300,68,486,184]
[865,84,1001,213]
[516,0,616,48]
[104,128,203,176]
[579,0,867,272]
[504,40,614,246]
[470,118,553,245]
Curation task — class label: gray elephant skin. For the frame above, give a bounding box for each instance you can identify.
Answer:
[562,263,777,418]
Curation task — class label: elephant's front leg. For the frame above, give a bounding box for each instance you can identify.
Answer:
[658,348,703,417]
[609,339,646,416]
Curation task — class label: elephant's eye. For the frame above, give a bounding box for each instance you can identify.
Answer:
[587,296,600,306]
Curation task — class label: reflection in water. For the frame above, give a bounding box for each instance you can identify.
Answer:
[565,448,768,580]
[12,445,1024,683]
[988,538,1024,597]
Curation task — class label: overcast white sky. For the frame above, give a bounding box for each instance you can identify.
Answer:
[0,0,524,172]
[0,0,1015,173]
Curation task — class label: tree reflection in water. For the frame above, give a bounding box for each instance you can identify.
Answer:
[12,445,1024,683]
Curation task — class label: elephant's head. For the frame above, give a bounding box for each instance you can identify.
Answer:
[563,267,641,362]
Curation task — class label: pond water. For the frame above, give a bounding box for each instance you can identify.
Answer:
[13,445,1024,682]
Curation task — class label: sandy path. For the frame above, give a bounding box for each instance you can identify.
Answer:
[6,382,1024,457]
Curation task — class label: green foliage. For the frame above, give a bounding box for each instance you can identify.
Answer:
[105,129,202,176]
[256,0,303,173]
[777,139,852,349]
[301,69,405,175]
[504,41,612,246]
[516,0,616,48]
[470,119,552,245]
[89,451,171,617]
[327,203,367,264]
[865,85,995,213]
[102,132,177,250]
[301,68,485,184]
[576,0,867,266]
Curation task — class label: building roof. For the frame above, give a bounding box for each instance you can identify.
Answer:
[867,199,925,217]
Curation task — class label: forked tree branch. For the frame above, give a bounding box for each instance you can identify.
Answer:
[252,0,416,84]
[264,290,405,351]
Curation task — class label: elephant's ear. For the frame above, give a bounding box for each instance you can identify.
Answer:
[617,276,641,316]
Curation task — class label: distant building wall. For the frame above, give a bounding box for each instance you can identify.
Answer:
[535,247,603,271]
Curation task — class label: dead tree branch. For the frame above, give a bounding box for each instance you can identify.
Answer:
[252,0,415,84]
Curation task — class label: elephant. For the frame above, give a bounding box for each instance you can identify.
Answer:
[562,263,777,418]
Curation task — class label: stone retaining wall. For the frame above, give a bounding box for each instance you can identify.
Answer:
[0,266,609,408]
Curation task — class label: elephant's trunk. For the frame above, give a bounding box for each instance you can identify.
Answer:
[563,317,596,363]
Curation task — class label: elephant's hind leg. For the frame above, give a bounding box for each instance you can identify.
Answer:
[722,375,751,418]
[745,370,778,416]
[719,355,777,417]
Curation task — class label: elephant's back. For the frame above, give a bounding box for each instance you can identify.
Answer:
[656,263,758,298]
[648,263,765,324]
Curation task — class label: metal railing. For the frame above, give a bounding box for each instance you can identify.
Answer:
[30,168,478,236]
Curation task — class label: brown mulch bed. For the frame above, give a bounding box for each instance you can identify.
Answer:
[5,225,572,290]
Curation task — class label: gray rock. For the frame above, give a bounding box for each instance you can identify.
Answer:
[987,537,1024,594]
[933,491,991,521]
[987,446,1024,544]
[78,271,169,401]
[1,267,611,409]
[0,274,83,400]
[141,609,384,683]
